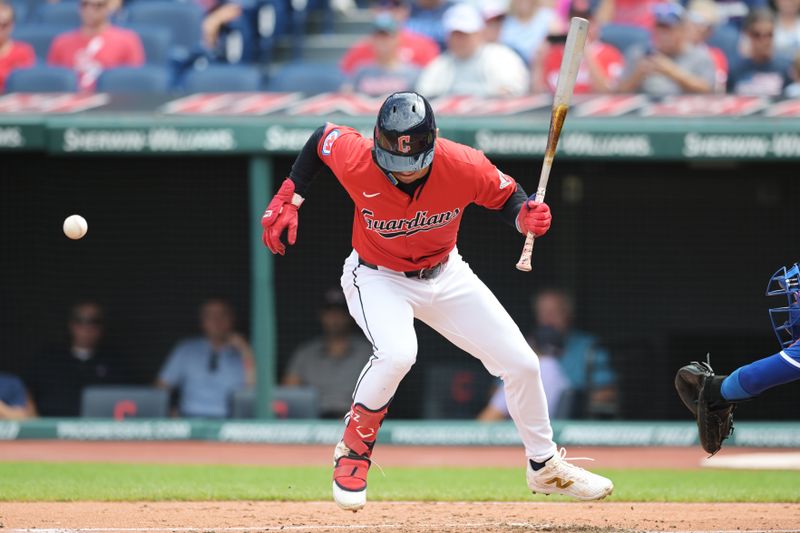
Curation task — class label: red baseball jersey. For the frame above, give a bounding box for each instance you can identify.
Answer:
[317,123,518,272]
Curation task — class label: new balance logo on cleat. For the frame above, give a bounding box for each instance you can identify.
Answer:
[544,477,574,489]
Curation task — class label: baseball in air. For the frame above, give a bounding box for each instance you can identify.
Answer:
[63,214,88,240]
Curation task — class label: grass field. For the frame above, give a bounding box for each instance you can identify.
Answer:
[1,462,797,503]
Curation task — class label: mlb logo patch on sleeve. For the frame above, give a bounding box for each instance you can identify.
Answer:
[322,129,340,155]
[497,169,512,189]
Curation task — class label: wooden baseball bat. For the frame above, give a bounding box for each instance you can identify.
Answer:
[516,17,589,272]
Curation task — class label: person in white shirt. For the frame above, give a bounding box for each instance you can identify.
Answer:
[416,2,529,98]
[774,0,800,56]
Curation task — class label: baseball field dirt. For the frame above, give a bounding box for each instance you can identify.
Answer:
[1,441,798,532]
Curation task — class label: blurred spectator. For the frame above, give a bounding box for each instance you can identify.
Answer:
[157,298,254,418]
[594,0,663,29]
[531,289,617,417]
[0,372,36,420]
[47,0,144,92]
[477,327,571,421]
[346,13,421,95]
[715,0,769,29]
[340,0,439,76]
[532,0,624,94]
[416,3,529,98]
[481,0,507,44]
[405,0,454,48]
[282,289,372,419]
[617,3,716,95]
[198,1,243,52]
[687,0,729,92]
[773,0,800,55]
[728,8,791,95]
[499,0,558,62]
[784,50,800,95]
[0,3,34,93]
[26,301,116,417]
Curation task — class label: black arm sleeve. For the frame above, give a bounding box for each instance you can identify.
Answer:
[496,183,529,230]
[288,125,326,196]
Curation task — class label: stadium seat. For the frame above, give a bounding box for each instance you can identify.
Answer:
[35,2,80,27]
[265,61,344,93]
[81,386,169,419]
[422,364,495,419]
[10,0,29,24]
[127,2,204,61]
[4,66,78,92]
[96,66,172,93]
[231,386,320,419]
[707,23,741,64]
[599,23,650,55]
[126,24,173,66]
[12,24,69,61]
[183,65,262,92]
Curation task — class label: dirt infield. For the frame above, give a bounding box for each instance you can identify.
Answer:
[2,501,799,532]
[2,442,799,532]
[0,440,760,469]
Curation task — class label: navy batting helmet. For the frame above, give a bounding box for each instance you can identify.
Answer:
[372,92,436,174]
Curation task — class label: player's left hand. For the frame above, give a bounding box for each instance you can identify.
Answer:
[261,178,303,255]
[517,201,552,237]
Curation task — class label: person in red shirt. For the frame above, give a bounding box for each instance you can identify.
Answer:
[340,0,439,76]
[260,92,614,512]
[532,1,624,94]
[47,0,144,92]
[0,4,35,93]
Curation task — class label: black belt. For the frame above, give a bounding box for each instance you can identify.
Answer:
[358,257,449,280]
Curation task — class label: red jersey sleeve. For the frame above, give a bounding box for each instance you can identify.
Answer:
[317,123,367,177]
[127,31,145,66]
[470,149,518,210]
[47,34,67,66]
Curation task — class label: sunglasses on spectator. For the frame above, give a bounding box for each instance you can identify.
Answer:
[72,315,103,326]
[0,20,12,29]
[80,1,107,9]
[749,30,773,39]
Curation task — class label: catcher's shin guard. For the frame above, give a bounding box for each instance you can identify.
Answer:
[332,403,388,512]
[675,358,736,456]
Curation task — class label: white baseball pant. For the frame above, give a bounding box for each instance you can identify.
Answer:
[340,248,557,463]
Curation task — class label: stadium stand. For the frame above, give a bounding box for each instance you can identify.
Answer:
[34,2,81,28]
[96,66,172,94]
[12,24,69,62]
[5,66,78,92]
[126,2,204,62]
[126,25,173,66]
[81,386,170,419]
[265,61,344,93]
[183,64,263,92]
[231,386,320,419]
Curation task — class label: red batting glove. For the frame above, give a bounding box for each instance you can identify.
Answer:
[516,200,552,237]
[261,178,304,255]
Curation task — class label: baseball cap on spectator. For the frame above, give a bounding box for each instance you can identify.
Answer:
[373,12,399,34]
[443,3,485,35]
[653,2,687,26]
[481,0,506,22]
[687,0,720,28]
[321,288,348,311]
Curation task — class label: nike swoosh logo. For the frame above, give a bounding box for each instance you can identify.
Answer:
[363,192,381,198]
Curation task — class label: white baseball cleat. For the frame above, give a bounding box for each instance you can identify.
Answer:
[527,448,614,501]
[332,440,368,512]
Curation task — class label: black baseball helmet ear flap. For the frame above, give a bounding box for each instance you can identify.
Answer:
[372,92,436,173]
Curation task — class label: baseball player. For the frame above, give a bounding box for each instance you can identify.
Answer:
[261,92,614,511]
[675,262,800,455]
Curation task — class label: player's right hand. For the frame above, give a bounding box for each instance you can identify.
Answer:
[261,178,303,255]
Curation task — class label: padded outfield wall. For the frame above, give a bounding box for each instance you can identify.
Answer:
[1,93,799,421]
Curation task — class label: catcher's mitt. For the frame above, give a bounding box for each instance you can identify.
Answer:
[674,359,736,456]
